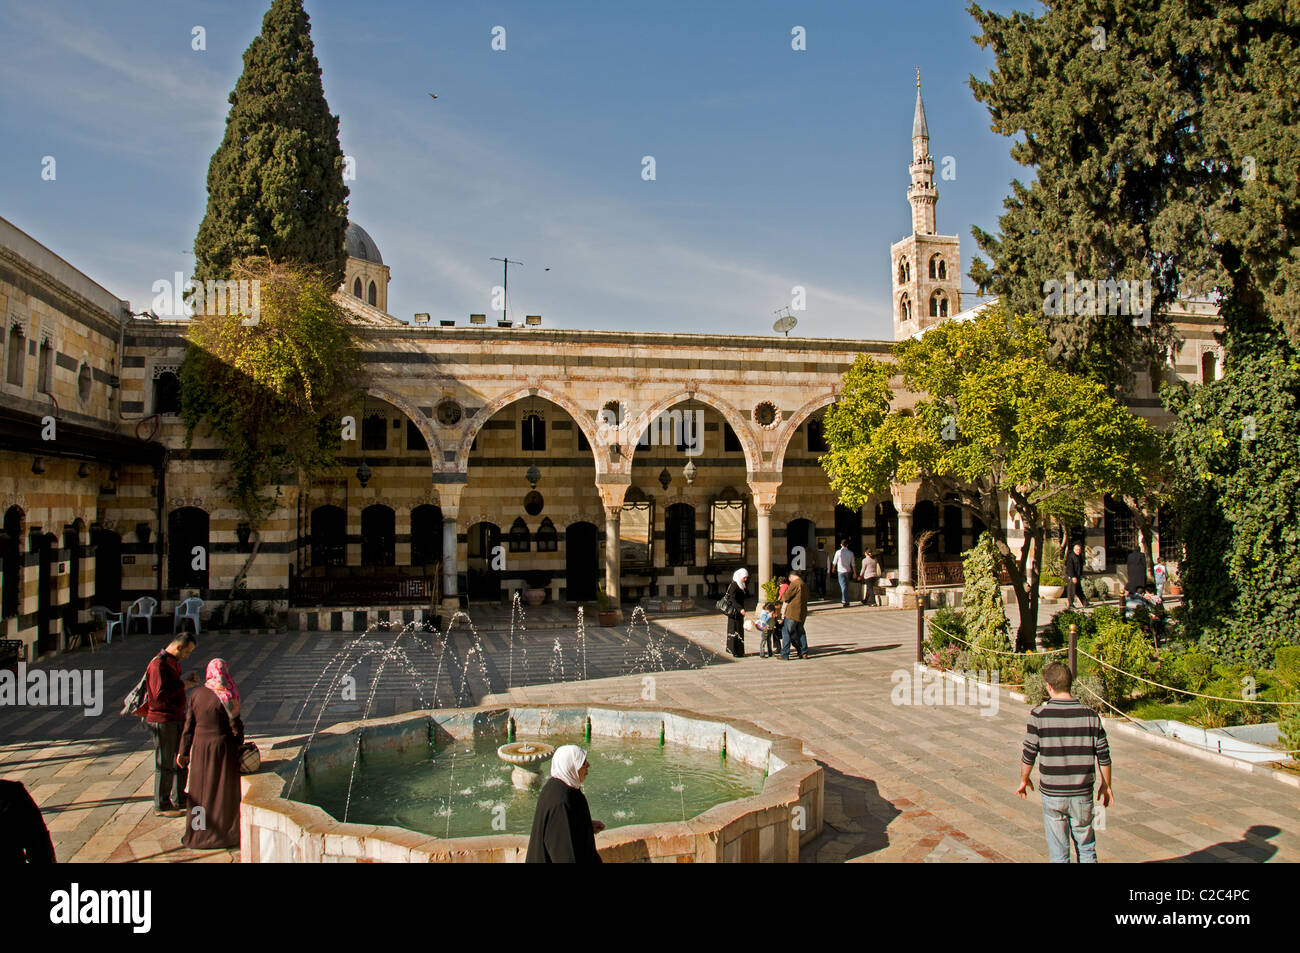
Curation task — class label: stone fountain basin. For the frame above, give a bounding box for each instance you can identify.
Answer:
[240,704,823,863]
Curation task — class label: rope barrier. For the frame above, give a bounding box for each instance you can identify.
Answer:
[1073,647,1300,707]
[926,621,1068,658]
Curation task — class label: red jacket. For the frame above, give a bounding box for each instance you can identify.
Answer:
[145,652,187,723]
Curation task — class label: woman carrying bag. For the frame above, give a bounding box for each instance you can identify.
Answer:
[722,568,749,657]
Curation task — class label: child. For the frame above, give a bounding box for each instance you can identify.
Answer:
[756,602,781,658]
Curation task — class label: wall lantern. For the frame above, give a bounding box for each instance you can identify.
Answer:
[356,461,372,488]
[526,463,541,489]
[31,457,45,475]
[682,459,697,485]
[658,467,672,491]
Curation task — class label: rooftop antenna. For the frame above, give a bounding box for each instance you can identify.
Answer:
[489,256,523,325]
[772,306,798,337]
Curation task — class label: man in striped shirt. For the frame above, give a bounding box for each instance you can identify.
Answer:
[1016,662,1113,862]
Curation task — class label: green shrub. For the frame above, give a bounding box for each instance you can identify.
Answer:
[1275,646,1300,693]
[1071,675,1106,712]
[1281,693,1300,761]
[1089,613,1156,708]
[963,534,1013,670]
[1083,578,1109,601]
[1040,573,1065,586]
[1181,651,1216,692]
[1051,609,1094,645]
[926,607,967,654]
[1023,671,1048,705]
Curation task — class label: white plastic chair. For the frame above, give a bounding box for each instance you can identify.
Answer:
[125,596,157,636]
[174,597,203,636]
[90,606,123,643]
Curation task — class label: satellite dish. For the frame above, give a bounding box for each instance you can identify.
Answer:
[773,315,798,336]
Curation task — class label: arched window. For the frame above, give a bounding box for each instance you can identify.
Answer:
[899,293,912,321]
[929,254,946,280]
[2,506,23,618]
[709,491,746,562]
[362,412,387,450]
[310,505,346,568]
[521,412,546,451]
[36,339,53,394]
[352,277,363,298]
[361,505,395,567]
[167,507,209,592]
[1200,350,1218,384]
[536,517,558,552]
[368,281,377,306]
[930,291,948,318]
[897,257,910,283]
[5,325,24,386]
[665,503,696,567]
[153,371,181,415]
[509,517,531,553]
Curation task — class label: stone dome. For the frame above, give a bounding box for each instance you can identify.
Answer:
[345,222,383,265]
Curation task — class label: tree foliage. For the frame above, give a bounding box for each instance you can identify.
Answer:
[962,533,1013,671]
[1163,331,1300,665]
[180,258,360,523]
[821,306,1154,650]
[193,0,349,286]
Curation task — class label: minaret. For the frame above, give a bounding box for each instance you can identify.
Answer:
[889,69,961,340]
[908,70,937,235]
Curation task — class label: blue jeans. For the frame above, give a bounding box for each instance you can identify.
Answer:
[781,619,807,659]
[837,571,852,605]
[1041,794,1097,863]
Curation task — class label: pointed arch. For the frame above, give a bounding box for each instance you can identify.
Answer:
[771,390,839,472]
[627,390,761,474]
[457,386,603,474]
[364,385,441,463]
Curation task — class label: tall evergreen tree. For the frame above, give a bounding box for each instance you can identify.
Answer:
[194,0,349,284]
[967,0,1300,658]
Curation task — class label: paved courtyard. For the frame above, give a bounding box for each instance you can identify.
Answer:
[1,599,1296,862]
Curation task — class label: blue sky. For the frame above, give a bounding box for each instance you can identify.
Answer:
[0,0,1032,340]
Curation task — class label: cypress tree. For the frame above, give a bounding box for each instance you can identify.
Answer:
[194,0,349,284]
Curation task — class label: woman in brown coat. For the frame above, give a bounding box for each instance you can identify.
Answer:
[177,658,244,849]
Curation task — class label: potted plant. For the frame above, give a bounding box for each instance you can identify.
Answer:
[596,584,618,626]
[760,577,780,605]
[1166,574,1182,596]
[1038,574,1066,599]
[522,570,550,607]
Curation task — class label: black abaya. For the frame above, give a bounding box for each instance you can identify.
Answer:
[525,777,601,863]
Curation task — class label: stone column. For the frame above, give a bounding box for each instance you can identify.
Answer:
[597,480,630,622]
[441,514,459,609]
[891,481,921,607]
[747,482,780,593]
[603,505,621,618]
[437,481,465,618]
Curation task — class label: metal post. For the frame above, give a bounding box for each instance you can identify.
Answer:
[916,597,925,664]
[1068,623,1078,677]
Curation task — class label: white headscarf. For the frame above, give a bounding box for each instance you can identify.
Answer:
[550,744,588,789]
[732,568,749,587]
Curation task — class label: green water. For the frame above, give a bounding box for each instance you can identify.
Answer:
[295,732,766,838]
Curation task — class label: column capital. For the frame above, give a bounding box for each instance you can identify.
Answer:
[890,480,922,510]
[435,482,466,512]
[596,481,629,511]
[747,481,781,514]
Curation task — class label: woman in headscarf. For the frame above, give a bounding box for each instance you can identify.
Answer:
[724,567,749,657]
[526,744,604,863]
[177,658,244,850]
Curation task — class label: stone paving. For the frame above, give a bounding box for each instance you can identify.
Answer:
[1,599,1297,862]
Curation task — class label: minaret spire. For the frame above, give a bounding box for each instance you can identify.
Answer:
[907,68,937,235]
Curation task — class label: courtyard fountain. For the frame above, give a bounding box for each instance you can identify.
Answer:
[244,597,819,861]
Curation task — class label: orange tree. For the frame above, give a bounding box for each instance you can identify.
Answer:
[821,307,1153,650]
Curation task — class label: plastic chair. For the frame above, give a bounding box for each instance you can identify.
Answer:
[125,596,157,636]
[89,606,123,644]
[174,597,203,636]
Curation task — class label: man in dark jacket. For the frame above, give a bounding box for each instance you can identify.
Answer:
[780,570,810,660]
[144,632,199,816]
[0,779,56,863]
[1064,541,1090,609]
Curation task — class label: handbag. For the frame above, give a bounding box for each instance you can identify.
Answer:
[715,595,734,615]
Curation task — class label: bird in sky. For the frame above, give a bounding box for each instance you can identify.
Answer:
[428,93,438,99]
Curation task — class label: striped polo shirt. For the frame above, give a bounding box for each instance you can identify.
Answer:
[1022,697,1111,797]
